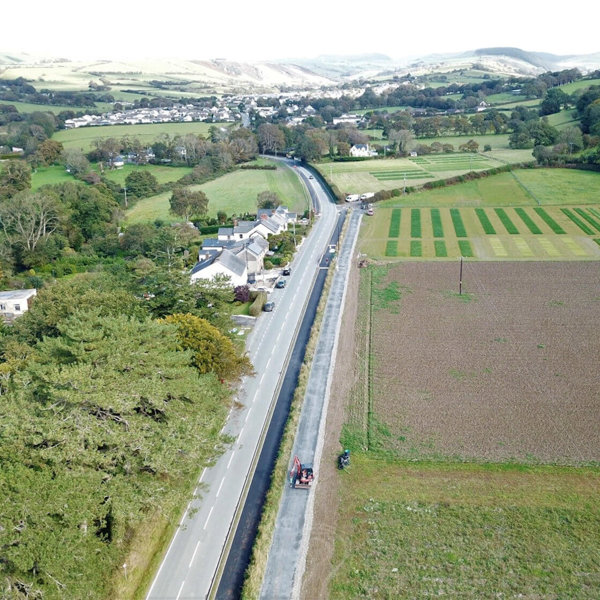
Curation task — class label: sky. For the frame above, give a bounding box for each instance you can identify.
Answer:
[3,0,599,62]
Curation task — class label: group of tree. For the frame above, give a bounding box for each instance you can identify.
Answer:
[0,267,252,597]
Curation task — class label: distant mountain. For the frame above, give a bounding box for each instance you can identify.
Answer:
[400,47,600,78]
[275,53,394,79]
[1,48,599,94]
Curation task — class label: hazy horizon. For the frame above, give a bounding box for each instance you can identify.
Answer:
[4,0,600,64]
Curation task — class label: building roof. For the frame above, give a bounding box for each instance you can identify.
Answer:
[190,248,246,279]
[0,289,37,301]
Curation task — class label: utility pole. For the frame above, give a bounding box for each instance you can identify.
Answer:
[459,256,464,295]
[123,186,128,208]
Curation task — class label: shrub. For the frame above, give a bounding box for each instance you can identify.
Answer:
[234,285,250,303]
[249,291,267,316]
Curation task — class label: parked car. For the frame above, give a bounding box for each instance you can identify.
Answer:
[308,175,314,179]
[263,301,275,312]
[275,279,286,288]
[282,267,291,276]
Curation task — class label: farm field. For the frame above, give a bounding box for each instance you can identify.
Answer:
[360,169,600,260]
[124,162,309,223]
[327,458,600,599]
[53,122,223,151]
[320,147,534,194]
[303,261,600,599]
[4,100,114,114]
[350,262,600,463]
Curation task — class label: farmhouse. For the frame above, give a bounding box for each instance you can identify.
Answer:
[350,144,378,158]
[189,248,247,287]
[0,289,37,322]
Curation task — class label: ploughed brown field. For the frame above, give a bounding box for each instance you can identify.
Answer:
[369,261,600,464]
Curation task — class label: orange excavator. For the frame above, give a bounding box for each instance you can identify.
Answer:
[289,456,314,489]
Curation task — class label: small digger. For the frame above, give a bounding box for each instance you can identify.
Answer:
[289,456,314,489]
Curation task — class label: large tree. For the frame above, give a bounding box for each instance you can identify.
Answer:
[257,190,282,209]
[124,170,159,199]
[0,190,60,253]
[0,160,31,199]
[256,123,285,154]
[169,187,209,221]
[32,139,64,166]
[163,313,252,381]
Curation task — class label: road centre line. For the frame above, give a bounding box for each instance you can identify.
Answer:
[175,580,186,600]
[204,506,214,530]
[189,540,201,568]
[216,477,225,497]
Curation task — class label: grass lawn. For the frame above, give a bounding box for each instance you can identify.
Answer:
[101,164,193,186]
[53,122,225,151]
[4,100,114,114]
[514,168,600,205]
[30,165,77,189]
[124,162,309,224]
[330,457,600,599]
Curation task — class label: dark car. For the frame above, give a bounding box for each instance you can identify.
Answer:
[282,267,291,276]
[275,279,286,288]
[263,301,275,312]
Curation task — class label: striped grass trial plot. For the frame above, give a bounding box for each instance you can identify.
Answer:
[364,205,600,260]
[358,168,600,260]
[318,154,509,194]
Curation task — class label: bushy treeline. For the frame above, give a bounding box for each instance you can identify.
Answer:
[0,268,254,598]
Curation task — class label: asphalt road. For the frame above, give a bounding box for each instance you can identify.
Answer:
[146,162,339,600]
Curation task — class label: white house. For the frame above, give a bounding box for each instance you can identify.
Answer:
[350,144,377,158]
[0,289,37,322]
[189,249,247,287]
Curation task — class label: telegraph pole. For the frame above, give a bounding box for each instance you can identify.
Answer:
[459,256,464,295]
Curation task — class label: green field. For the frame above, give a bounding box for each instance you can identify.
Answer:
[361,168,600,260]
[102,164,193,186]
[53,122,224,151]
[124,162,309,224]
[1,100,114,115]
[30,165,77,189]
[331,458,600,599]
